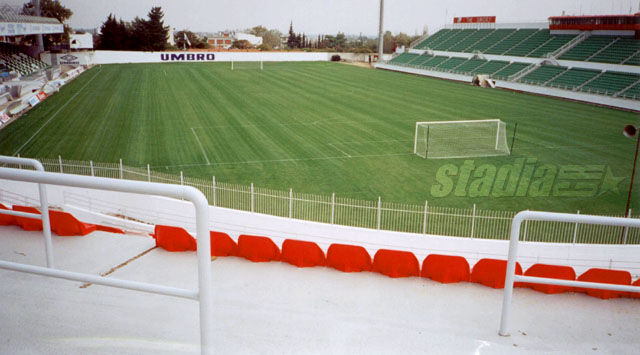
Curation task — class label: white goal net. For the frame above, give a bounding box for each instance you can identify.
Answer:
[414,119,510,159]
[231,61,263,71]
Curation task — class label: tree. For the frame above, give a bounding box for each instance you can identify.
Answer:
[286,21,298,49]
[22,0,73,47]
[131,16,151,51]
[146,7,169,51]
[231,40,252,49]
[98,14,131,50]
[249,25,268,37]
[262,29,282,49]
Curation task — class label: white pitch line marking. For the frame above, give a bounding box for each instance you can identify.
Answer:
[152,152,413,169]
[13,67,103,156]
[328,143,352,158]
[191,127,211,165]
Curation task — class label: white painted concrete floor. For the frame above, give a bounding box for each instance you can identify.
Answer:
[1,226,639,354]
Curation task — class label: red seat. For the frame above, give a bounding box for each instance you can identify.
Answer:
[576,268,631,299]
[210,231,237,257]
[421,254,470,283]
[12,205,42,231]
[0,203,15,226]
[519,264,576,294]
[326,244,372,272]
[470,259,523,289]
[49,210,96,236]
[281,239,325,268]
[236,235,280,262]
[372,249,420,278]
[154,225,197,252]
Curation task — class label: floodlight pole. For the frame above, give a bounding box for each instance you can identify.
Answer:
[378,0,384,62]
[621,128,639,243]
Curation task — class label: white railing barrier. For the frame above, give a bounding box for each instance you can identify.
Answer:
[499,211,640,337]
[0,164,214,355]
[0,156,54,268]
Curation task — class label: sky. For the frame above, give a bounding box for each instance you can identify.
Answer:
[5,0,640,36]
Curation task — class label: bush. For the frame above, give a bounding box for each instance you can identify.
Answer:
[331,55,341,62]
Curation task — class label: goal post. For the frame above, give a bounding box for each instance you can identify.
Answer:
[231,60,263,71]
[414,119,511,159]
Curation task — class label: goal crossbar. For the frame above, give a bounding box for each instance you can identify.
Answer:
[414,119,509,159]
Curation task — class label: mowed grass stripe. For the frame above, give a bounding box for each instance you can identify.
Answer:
[0,62,636,215]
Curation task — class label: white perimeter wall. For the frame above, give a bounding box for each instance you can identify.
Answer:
[2,179,639,277]
[43,51,332,66]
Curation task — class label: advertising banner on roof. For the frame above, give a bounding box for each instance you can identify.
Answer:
[454,16,496,24]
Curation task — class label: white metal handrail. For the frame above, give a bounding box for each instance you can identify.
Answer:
[499,210,640,337]
[0,156,54,267]
[0,163,213,355]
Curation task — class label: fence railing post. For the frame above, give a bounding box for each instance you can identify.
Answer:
[423,200,428,235]
[377,196,381,230]
[289,188,293,218]
[17,154,21,169]
[58,155,63,173]
[90,160,94,177]
[251,183,254,212]
[471,204,476,239]
[212,176,216,206]
[623,208,631,245]
[573,210,580,244]
[522,212,529,242]
[180,171,184,186]
[331,192,335,225]
[147,164,151,182]
[119,159,123,179]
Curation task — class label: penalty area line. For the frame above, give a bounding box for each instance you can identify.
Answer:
[13,67,103,156]
[328,143,352,158]
[191,127,211,165]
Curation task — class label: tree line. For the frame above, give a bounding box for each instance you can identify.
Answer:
[97,7,169,51]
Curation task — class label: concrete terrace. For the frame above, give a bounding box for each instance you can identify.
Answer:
[1,226,639,354]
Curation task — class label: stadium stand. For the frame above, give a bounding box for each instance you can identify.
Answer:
[580,71,640,96]
[546,67,601,89]
[519,65,568,85]
[559,36,619,62]
[382,13,640,108]
[0,43,48,77]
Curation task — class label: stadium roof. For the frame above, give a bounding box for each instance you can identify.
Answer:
[0,4,63,36]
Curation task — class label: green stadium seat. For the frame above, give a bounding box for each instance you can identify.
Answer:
[519,65,568,85]
[547,67,601,90]
[492,62,530,79]
[580,71,640,96]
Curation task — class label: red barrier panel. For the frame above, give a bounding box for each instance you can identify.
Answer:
[281,239,325,268]
[210,231,237,257]
[154,225,197,252]
[12,205,42,231]
[0,203,15,226]
[470,259,523,289]
[326,244,372,273]
[629,279,640,299]
[49,210,96,236]
[372,249,419,278]
[421,254,470,283]
[576,268,632,299]
[237,235,280,262]
[95,225,125,234]
[520,264,576,294]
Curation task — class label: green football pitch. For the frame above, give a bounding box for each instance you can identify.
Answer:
[0,61,637,215]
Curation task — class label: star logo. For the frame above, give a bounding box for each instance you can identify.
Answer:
[598,167,625,196]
